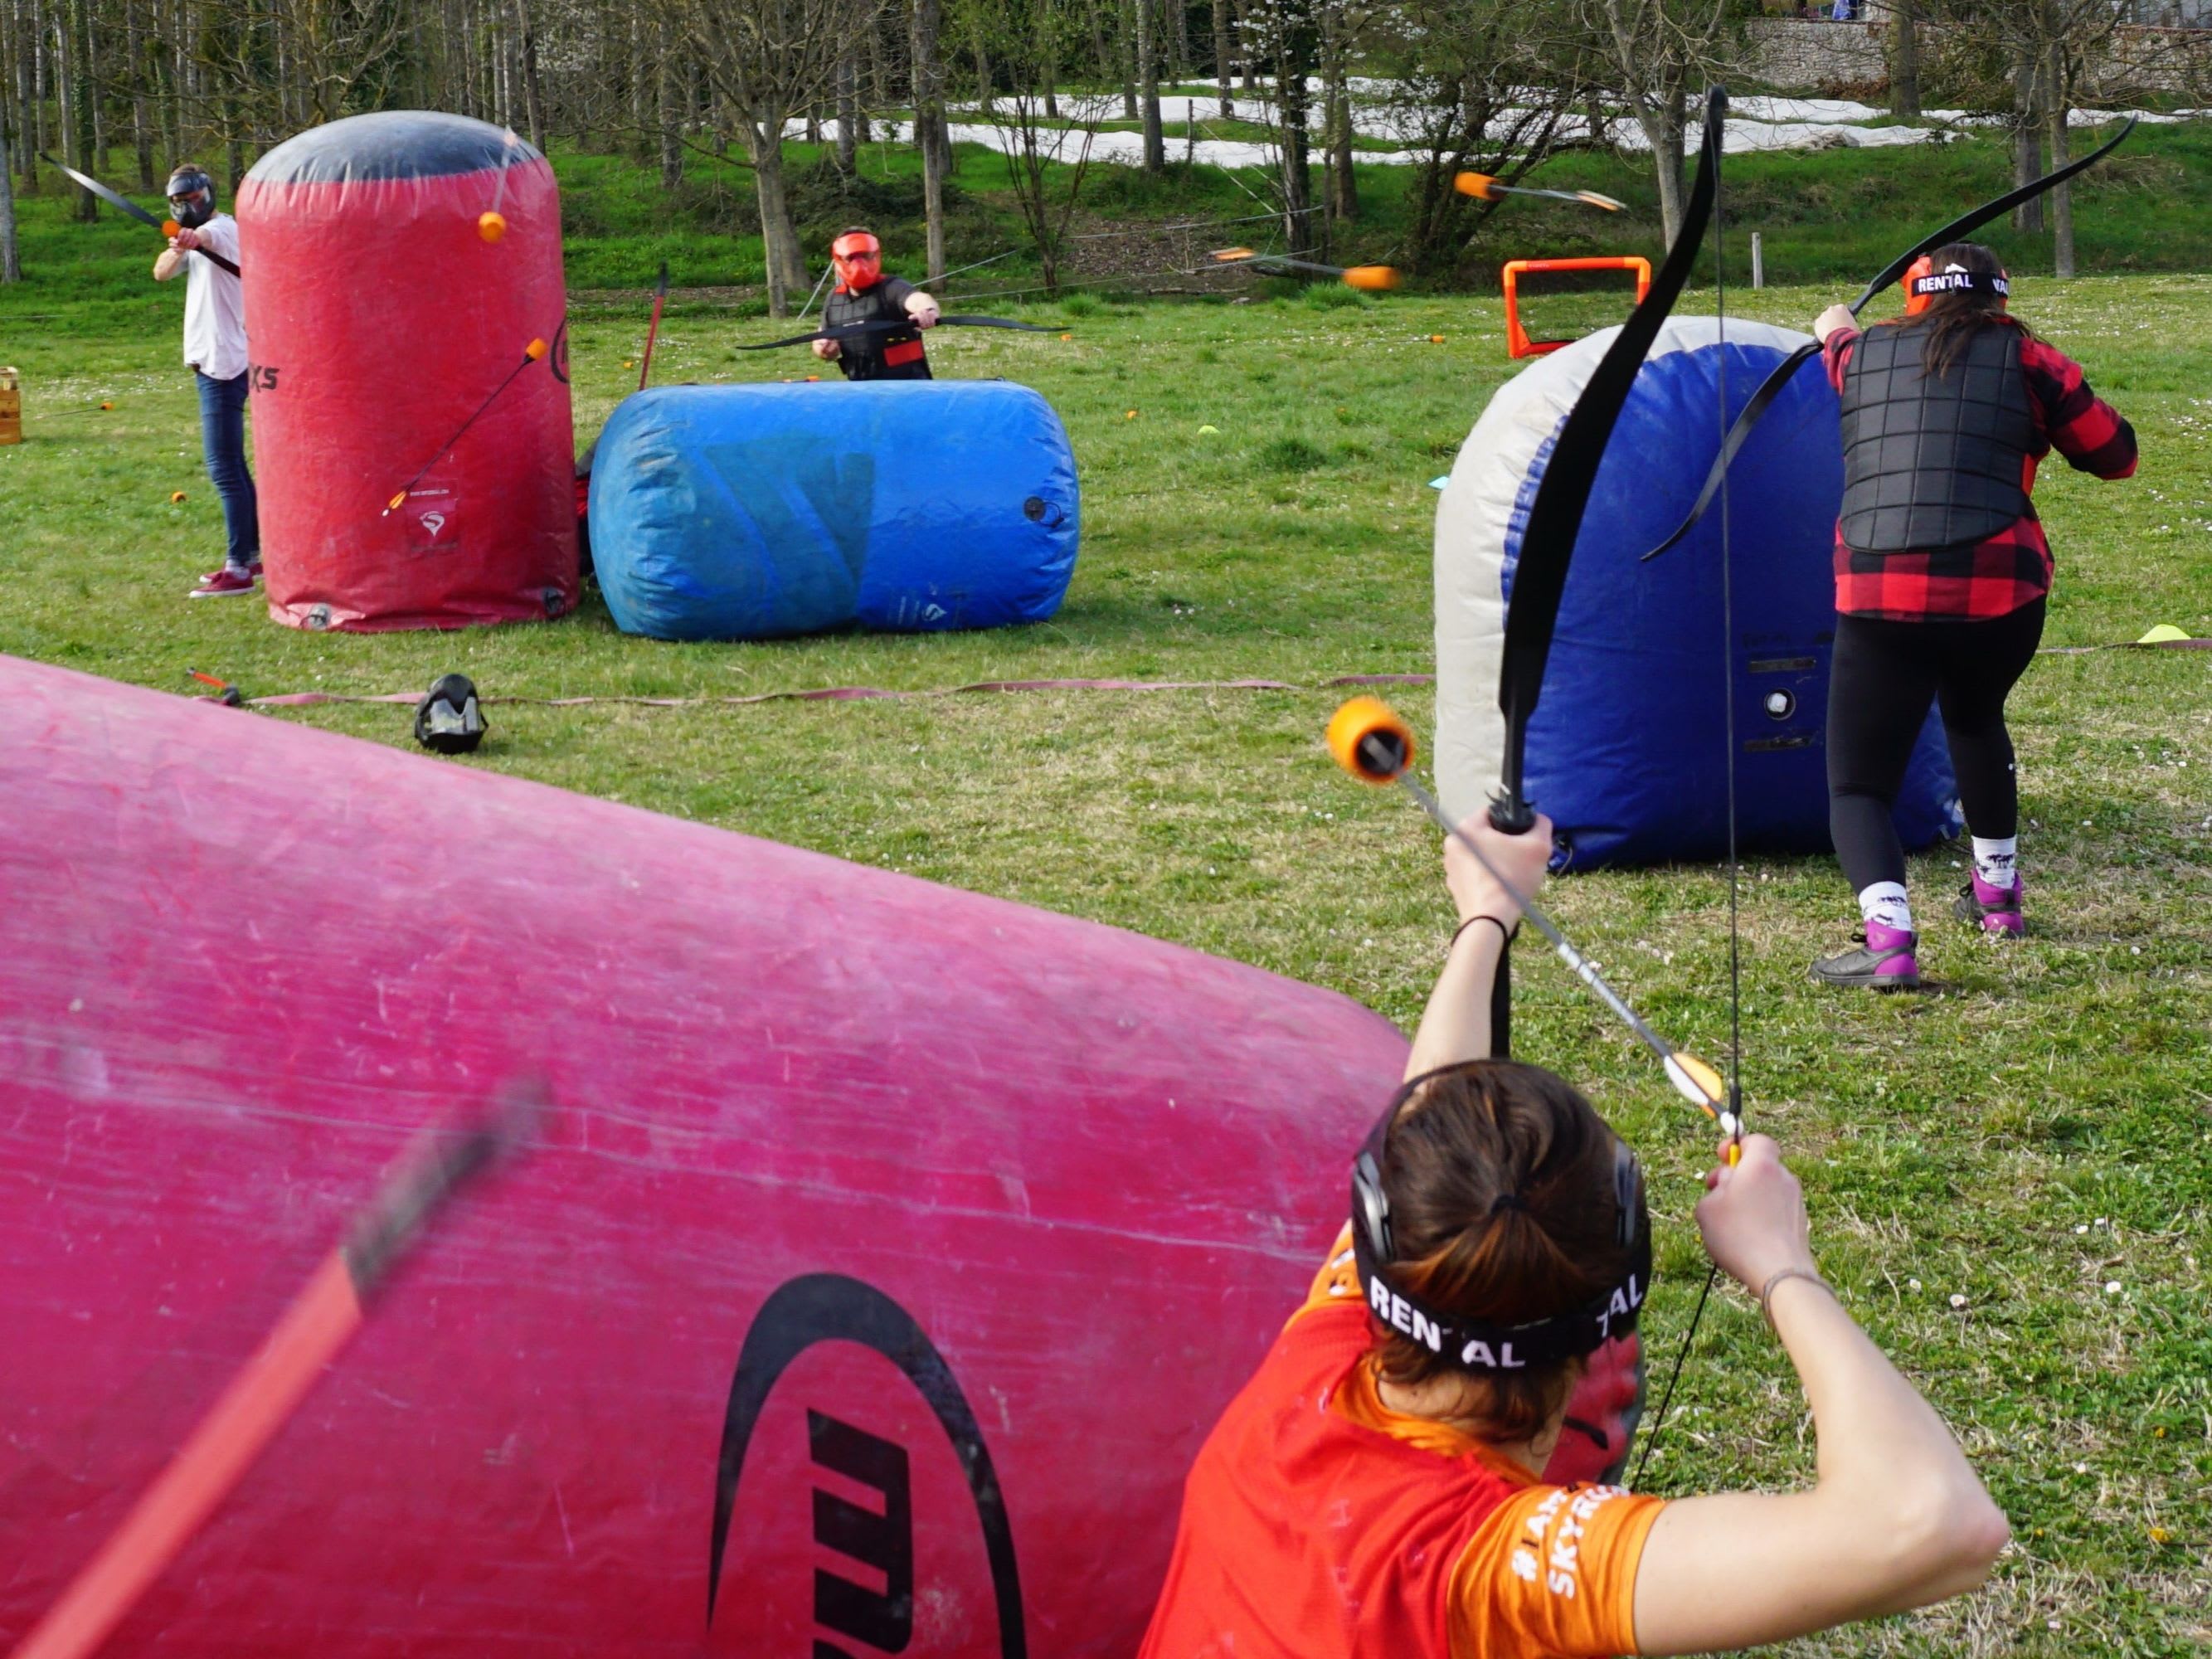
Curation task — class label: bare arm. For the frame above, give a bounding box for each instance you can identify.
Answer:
[153,246,185,281]
[1401,810,1553,1081]
[1630,1138,2010,1653]
[904,289,941,328]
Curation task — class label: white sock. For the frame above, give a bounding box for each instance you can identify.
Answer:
[1971,837,2018,889]
[1857,882,1913,932]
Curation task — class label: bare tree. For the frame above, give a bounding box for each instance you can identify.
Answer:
[911,0,947,279]
[1888,0,1922,115]
[0,100,20,280]
[1580,0,1733,241]
[1132,0,1162,171]
[1380,0,1587,271]
[657,0,883,314]
[963,0,1099,292]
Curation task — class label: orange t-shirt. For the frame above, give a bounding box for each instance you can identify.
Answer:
[1140,1228,1665,1659]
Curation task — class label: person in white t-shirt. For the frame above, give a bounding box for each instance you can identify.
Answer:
[152,163,260,599]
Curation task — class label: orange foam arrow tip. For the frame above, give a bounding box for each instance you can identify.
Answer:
[1454,172,1499,200]
[478,211,508,243]
[1343,265,1401,292]
[386,492,406,512]
[1327,697,1415,785]
[161,218,181,238]
[1212,246,1256,262]
[525,338,548,360]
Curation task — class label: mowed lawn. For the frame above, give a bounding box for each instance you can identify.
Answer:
[2,271,2209,1655]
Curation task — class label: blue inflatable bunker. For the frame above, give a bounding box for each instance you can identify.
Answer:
[589,382,1080,640]
[1436,318,1962,868]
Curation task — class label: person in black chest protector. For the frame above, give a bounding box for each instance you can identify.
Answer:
[813,228,940,381]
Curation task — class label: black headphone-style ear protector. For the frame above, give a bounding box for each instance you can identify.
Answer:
[1349,1065,1650,1373]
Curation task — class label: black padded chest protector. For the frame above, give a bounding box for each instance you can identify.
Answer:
[823,279,929,382]
[1838,320,2035,554]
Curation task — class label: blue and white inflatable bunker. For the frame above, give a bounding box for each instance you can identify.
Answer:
[1435,318,1962,869]
[589,381,1080,640]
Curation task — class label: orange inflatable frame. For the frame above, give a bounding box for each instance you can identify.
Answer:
[1501,256,1652,359]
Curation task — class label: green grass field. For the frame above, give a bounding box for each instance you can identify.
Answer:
[2,162,2210,1654]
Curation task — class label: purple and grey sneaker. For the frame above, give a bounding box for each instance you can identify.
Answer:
[1952,873,2025,937]
[1811,920,1920,990]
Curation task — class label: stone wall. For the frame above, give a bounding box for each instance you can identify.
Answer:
[1747,17,2212,98]
[1747,19,1888,95]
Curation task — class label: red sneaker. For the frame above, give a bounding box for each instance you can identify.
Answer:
[187,566,258,599]
[194,558,263,590]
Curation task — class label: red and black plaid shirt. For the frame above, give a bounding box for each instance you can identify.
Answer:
[1823,319,2137,621]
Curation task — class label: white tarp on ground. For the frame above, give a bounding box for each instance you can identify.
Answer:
[826,101,2204,168]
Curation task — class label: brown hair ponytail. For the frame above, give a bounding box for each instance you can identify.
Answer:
[1371,1061,1642,1442]
[1911,241,2037,377]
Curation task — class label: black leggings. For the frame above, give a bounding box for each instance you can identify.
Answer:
[1827,599,2045,893]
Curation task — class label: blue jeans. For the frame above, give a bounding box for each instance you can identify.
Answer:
[195,369,260,567]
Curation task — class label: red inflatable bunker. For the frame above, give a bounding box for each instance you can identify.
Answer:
[236,113,577,631]
[0,655,1407,1657]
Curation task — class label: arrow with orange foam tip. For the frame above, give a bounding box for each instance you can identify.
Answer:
[1326,695,1738,1146]
[381,338,553,516]
[1210,247,1402,291]
[1454,172,1625,212]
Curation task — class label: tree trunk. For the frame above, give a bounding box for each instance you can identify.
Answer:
[0,111,21,280]
[657,19,682,189]
[1135,0,1163,172]
[513,0,547,151]
[63,0,94,220]
[970,25,991,105]
[628,8,649,162]
[1584,92,1611,149]
[2010,44,2044,232]
[835,53,858,172]
[16,0,38,193]
[2046,47,2074,276]
[128,0,153,186]
[1212,0,1230,117]
[1114,0,1137,119]
[86,0,102,175]
[911,0,946,280]
[1889,0,1920,117]
[1042,32,1057,119]
[1081,0,1116,109]
[751,129,808,314]
[1237,0,1255,90]
[1275,2,1312,248]
[1172,0,1189,75]
[1647,95,1685,243]
[1325,58,1354,220]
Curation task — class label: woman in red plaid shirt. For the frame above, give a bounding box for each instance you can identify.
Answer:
[1806,241,2137,990]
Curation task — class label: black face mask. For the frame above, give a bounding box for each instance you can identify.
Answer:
[166,168,216,230]
[414,674,489,754]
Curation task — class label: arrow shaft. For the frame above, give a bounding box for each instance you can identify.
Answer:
[639,263,669,392]
[10,1102,524,1659]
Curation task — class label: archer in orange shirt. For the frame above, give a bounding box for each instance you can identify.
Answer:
[1140,812,2010,1658]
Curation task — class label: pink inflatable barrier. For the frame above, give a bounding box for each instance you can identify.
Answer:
[0,654,1407,1657]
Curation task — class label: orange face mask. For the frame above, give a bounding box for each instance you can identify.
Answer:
[831,231,882,292]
